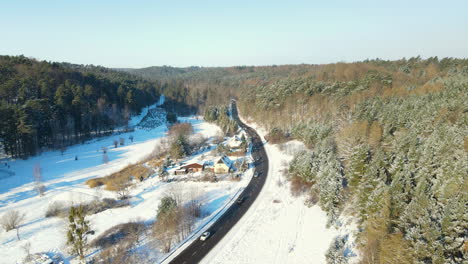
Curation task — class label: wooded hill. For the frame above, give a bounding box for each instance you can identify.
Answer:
[126,57,468,264]
[0,55,161,158]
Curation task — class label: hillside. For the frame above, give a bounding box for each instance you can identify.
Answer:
[117,66,205,81]
[125,57,468,264]
[0,55,161,158]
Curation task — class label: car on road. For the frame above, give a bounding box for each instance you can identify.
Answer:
[236,196,245,205]
[200,231,211,241]
[253,172,259,178]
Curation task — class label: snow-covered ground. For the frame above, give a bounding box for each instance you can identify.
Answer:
[201,116,355,264]
[0,102,252,264]
[0,100,357,264]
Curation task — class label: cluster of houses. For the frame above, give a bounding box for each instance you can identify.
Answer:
[173,133,250,176]
[173,155,234,175]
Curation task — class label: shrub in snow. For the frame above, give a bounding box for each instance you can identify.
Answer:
[86,178,105,188]
[91,221,145,249]
[47,199,128,219]
[85,198,129,215]
[289,175,313,197]
[21,242,32,262]
[200,171,217,182]
[168,122,194,138]
[45,201,67,218]
[305,186,319,206]
[110,178,131,200]
[22,253,56,264]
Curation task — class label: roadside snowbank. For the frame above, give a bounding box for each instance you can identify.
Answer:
[201,116,341,264]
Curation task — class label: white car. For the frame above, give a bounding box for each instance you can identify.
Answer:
[200,231,211,241]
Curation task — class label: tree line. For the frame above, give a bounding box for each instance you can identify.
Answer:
[0,55,161,158]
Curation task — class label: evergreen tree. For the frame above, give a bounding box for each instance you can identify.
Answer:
[158,160,169,181]
[326,235,348,264]
[170,135,188,159]
[67,205,90,260]
[317,148,345,226]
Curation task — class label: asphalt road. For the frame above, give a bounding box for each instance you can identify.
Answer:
[168,100,269,264]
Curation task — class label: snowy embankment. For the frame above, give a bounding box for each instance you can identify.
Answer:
[202,116,355,264]
[0,100,251,264]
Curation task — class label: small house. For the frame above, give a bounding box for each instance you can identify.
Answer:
[181,163,204,173]
[203,161,215,172]
[214,155,233,174]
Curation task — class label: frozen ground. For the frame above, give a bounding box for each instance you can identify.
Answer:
[202,116,356,264]
[0,102,252,264]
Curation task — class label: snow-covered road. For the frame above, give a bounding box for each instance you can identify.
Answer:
[201,118,339,264]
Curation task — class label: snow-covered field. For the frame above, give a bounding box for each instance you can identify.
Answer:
[0,100,357,264]
[202,117,355,264]
[0,102,252,264]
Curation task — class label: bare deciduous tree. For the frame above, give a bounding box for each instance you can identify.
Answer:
[22,241,32,262]
[1,210,26,240]
[102,146,109,164]
[33,163,45,196]
[186,186,202,218]
[168,183,183,205]
[112,177,131,200]
[152,213,177,253]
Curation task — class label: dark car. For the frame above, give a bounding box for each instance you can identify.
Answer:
[236,197,245,205]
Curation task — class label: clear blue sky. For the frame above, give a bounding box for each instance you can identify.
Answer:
[1,0,467,68]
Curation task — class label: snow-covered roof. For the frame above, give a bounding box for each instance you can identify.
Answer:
[181,163,203,169]
[203,160,214,167]
[216,155,232,167]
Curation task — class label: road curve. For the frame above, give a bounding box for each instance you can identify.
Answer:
[168,100,269,264]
